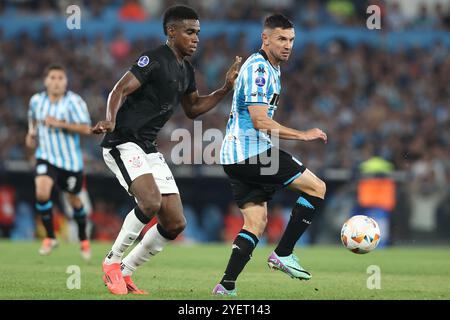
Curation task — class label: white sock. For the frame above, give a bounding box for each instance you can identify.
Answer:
[121,224,170,276]
[104,208,147,264]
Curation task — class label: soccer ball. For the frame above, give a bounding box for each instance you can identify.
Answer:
[341,215,381,254]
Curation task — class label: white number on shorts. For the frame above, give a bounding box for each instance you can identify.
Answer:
[67,176,77,191]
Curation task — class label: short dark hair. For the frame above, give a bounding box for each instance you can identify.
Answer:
[163,5,199,35]
[264,14,294,30]
[44,64,66,77]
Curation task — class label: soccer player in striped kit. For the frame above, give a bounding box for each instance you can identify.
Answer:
[213,14,327,296]
[26,64,92,260]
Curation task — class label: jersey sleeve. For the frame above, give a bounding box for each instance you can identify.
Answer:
[184,61,197,95]
[243,62,272,106]
[68,95,91,125]
[129,52,160,84]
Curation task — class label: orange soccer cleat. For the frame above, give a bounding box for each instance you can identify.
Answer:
[102,262,127,295]
[124,276,149,295]
[80,240,91,261]
[38,238,59,255]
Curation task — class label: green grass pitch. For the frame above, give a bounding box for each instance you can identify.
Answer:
[0,241,449,300]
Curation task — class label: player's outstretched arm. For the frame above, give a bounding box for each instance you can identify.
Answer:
[181,56,242,119]
[248,106,327,143]
[92,71,141,134]
[44,116,91,135]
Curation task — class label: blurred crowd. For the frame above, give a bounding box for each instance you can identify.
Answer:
[0,0,449,243]
[1,25,449,177]
[2,0,450,30]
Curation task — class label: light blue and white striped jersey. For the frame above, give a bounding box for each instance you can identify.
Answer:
[28,91,91,172]
[220,50,281,164]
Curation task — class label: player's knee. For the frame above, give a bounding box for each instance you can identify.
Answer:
[165,217,186,238]
[246,216,266,237]
[67,194,81,207]
[36,191,50,203]
[256,218,267,236]
[305,179,326,199]
[138,194,162,217]
[316,180,326,198]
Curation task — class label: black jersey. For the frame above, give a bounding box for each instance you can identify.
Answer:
[101,44,197,153]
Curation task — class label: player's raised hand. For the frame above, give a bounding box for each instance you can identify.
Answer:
[302,128,327,143]
[92,120,115,134]
[224,56,242,90]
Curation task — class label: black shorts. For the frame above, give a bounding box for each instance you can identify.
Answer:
[222,148,306,208]
[35,159,83,194]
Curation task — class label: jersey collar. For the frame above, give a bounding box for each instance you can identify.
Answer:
[258,49,280,71]
[45,91,68,104]
[164,43,185,69]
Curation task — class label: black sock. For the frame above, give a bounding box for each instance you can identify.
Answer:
[220,229,259,290]
[73,206,87,241]
[275,194,323,257]
[36,200,55,239]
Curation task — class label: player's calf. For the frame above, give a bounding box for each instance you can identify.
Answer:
[156,194,186,239]
[104,207,151,265]
[36,200,55,240]
[120,224,173,278]
[218,229,259,293]
[158,218,186,240]
[274,193,324,258]
[243,218,267,238]
[241,203,267,238]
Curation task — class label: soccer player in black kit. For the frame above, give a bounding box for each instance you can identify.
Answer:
[92,5,241,295]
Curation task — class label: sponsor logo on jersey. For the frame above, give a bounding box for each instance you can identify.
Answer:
[137,55,150,67]
[255,66,266,74]
[251,92,267,97]
[255,76,266,87]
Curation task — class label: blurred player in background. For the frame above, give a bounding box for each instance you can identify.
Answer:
[26,64,92,260]
[61,176,93,243]
[214,14,327,296]
[92,5,241,295]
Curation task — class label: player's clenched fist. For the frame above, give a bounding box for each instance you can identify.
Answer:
[92,120,115,134]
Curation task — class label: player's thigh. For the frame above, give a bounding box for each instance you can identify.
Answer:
[103,143,162,211]
[145,152,179,195]
[241,202,268,236]
[129,173,162,213]
[156,193,185,229]
[34,160,56,200]
[287,169,326,198]
[35,175,54,200]
[57,170,83,195]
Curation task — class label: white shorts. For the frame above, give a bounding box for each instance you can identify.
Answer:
[103,142,179,196]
